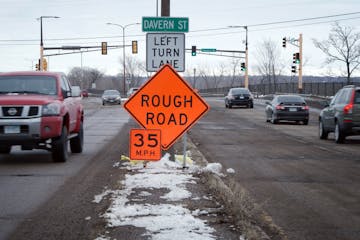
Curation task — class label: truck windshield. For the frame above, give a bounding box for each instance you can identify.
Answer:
[0,75,57,95]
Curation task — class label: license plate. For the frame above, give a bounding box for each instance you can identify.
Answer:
[240,96,244,99]
[289,108,297,112]
[4,125,20,134]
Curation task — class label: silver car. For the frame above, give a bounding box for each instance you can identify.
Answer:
[319,85,360,143]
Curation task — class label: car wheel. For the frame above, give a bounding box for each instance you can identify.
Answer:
[70,122,84,153]
[250,103,254,108]
[319,119,328,140]
[271,112,278,124]
[0,145,11,154]
[334,121,345,144]
[228,103,232,109]
[303,120,309,125]
[52,125,69,162]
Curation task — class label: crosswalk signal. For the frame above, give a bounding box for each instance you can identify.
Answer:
[132,40,138,54]
[191,45,196,56]
[282,37,286,48]
[241,62,246,71]
[101,42,107,55]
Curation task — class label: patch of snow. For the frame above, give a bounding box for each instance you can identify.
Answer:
[97,154,217,240]
[227,168,235,174]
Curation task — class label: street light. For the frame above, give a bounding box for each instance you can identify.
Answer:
[37,16,60,71]
[107,22,140,95]
[228,25,248,88]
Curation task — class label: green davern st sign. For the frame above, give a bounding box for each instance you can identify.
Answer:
[142,17,189,32]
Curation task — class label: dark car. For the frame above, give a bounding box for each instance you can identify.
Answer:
[265,95,309,125]
[102,89,121,105]
[319,85,360,143]
[225,87,253,108]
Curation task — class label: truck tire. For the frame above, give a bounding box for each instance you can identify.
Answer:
[0,146,11,154]
[70,122,84,153]
[52,125,69,162]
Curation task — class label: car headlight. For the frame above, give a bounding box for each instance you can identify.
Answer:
[42,102,61,116]
[115,96,121,100]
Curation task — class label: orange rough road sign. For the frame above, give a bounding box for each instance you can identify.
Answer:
[124,64,209,150]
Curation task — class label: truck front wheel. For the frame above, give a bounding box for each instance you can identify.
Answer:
[0,146,11,154]
[70,122,84,153]
[52,125,69,162]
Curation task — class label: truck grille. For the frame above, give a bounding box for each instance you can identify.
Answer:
[0,106,41,118]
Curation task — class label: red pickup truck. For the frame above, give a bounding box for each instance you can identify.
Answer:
[0,71,84,162]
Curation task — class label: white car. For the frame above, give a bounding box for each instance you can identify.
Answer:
[127,87,139,97]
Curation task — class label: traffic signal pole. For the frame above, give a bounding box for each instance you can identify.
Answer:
[244,26,249,89]
[298,33,303,93]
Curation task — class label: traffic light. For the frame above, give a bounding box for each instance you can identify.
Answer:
[241,62,246,71]
[191,46,196,56]
[293,52,300,64]
[43,58,47,71]
[282,37,286,48]
[36,59,40,71]
[101,42,107,55]
[291,65,297,73]
[132,40,138,54]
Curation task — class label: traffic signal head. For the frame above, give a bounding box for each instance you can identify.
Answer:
[293,52,300,64]
[291,65,297,73]
[132,40,138,54]
[241,62,246,71]
[42,58,48,71]
[282,37,286,48]
[191,45,196,56]
[101,42,107,55]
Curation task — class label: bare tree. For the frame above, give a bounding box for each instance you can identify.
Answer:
[255,39,284,93]
[68,67,104,89]
[313,22,360,84]
[228,58,242,87]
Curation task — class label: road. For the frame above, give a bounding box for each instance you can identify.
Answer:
[0,98,129,240]
[189,97,360,240]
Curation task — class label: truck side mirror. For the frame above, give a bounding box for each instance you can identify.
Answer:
[71,86,81,97]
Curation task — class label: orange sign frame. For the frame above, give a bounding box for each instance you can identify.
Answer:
[124,64,209,150]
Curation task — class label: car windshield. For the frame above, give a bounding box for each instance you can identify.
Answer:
[231,88,249,95]
[277,96,304,104]
[103,90,120,96]
[0,75,57,95]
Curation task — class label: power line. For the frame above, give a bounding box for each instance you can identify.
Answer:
[0,11,359,44]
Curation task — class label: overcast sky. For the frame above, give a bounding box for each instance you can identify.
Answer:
[1,0,359,76]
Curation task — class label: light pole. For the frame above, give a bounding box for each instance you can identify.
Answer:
[37,16,59,71]
[107,22,140,95]
[229,25,249,88]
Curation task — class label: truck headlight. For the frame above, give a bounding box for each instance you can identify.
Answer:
[42,103,61,116]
